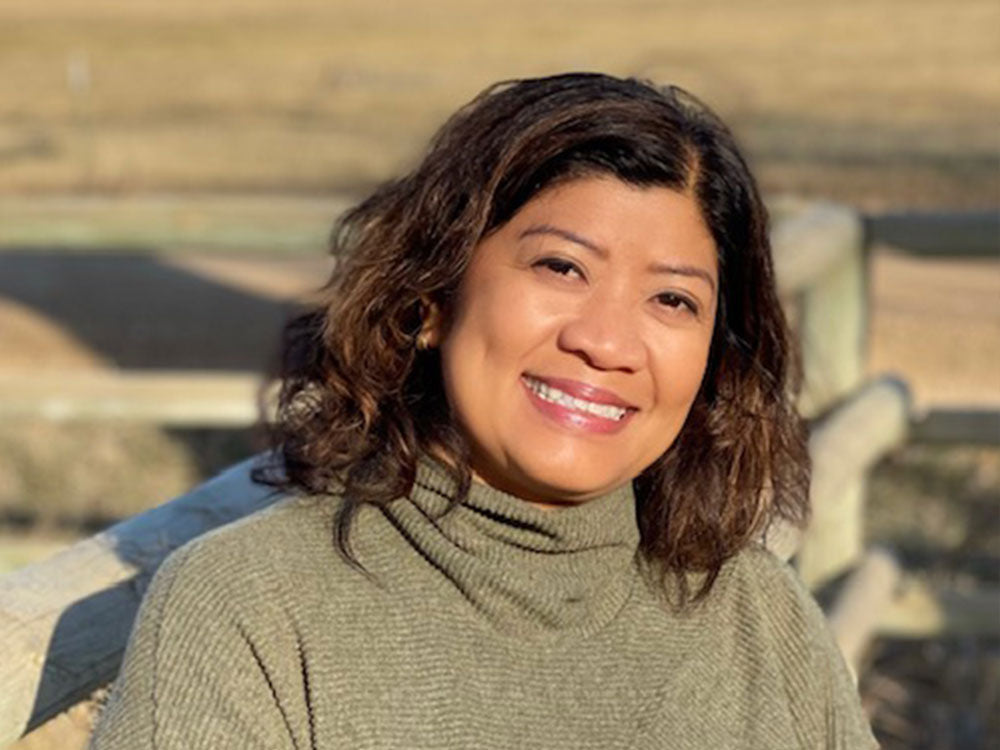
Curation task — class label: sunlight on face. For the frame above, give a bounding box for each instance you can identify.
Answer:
[437,176,718,506]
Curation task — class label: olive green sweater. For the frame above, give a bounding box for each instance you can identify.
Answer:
[90,459,877,749]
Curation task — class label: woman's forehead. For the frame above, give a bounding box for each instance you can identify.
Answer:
[481,176,717,275]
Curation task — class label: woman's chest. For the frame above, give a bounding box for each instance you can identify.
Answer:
[273,603,802,750]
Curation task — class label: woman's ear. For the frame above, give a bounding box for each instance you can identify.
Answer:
[416,298,443,349]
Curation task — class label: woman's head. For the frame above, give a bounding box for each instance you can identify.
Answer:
[431,175,718,507]
[263,72,808,597]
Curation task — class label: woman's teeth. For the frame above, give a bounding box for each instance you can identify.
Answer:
[523,377,627,421]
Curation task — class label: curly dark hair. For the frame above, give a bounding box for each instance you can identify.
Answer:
[256,72,810,601]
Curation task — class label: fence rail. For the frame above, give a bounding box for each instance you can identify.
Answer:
[867,210,999,257]
[0,371,267,426]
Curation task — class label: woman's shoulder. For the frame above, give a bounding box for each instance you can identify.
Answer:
[718,543,820,611]
[693,544,879,748]
[179,490,336,559]
[148,491,354,609]
[704,543,838,657]
[92,493,355,749]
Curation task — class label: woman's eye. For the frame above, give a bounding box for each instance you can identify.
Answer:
[655,292,697,315]
[535,257,583,279]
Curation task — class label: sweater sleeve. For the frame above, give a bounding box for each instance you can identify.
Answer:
[750,548,880,750]
[88,537,300,750]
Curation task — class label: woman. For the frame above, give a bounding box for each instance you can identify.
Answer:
[91,73,876,749]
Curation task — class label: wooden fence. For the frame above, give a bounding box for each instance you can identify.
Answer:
[0,201,990,747]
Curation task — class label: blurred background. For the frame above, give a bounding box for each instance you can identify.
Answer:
[0,1,997,748]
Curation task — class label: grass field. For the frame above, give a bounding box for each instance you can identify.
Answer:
[1,0,998,208]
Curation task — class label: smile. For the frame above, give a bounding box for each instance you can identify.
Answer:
[521,375,630,421]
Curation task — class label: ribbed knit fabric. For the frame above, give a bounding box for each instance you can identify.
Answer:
[90,459,877,749]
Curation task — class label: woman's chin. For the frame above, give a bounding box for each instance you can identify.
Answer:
[475,457,633,507]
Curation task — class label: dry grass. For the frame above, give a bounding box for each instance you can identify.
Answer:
[1,0,997,207]
[867,250,1000,410]
[0,421,259,537]
[863,443,1000,749]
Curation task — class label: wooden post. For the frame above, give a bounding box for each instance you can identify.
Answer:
[765,377,910,566]
[796,377,910,587]
[767,201,880,588]
[827,547,902,674]
[771,203,866,417]
[772,201,864,300]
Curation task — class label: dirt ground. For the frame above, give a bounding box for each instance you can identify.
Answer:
[1,0,997,209]
[866,249,1000,410]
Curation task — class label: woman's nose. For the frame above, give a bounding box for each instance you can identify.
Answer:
[556,294,645,372]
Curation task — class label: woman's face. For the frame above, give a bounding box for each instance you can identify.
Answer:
[435,175,718,506]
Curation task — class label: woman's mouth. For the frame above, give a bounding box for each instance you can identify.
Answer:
[520,375,636,433]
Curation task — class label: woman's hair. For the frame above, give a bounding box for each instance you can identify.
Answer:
[256,72,810,601]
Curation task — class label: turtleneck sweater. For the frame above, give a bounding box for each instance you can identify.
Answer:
[90,459,877,749]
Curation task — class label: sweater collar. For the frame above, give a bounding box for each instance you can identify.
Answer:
[382,457,641,637]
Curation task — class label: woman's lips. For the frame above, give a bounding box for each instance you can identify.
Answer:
[527,375,636,408]
[520,375,637,435]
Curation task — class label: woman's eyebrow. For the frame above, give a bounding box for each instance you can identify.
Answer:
[647,262,717,294]
[518,224,606,257]
[520,224,716,294]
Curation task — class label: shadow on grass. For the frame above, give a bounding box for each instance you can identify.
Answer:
[0,248,293,371]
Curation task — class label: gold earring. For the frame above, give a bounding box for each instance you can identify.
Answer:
[415,298,441,350]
